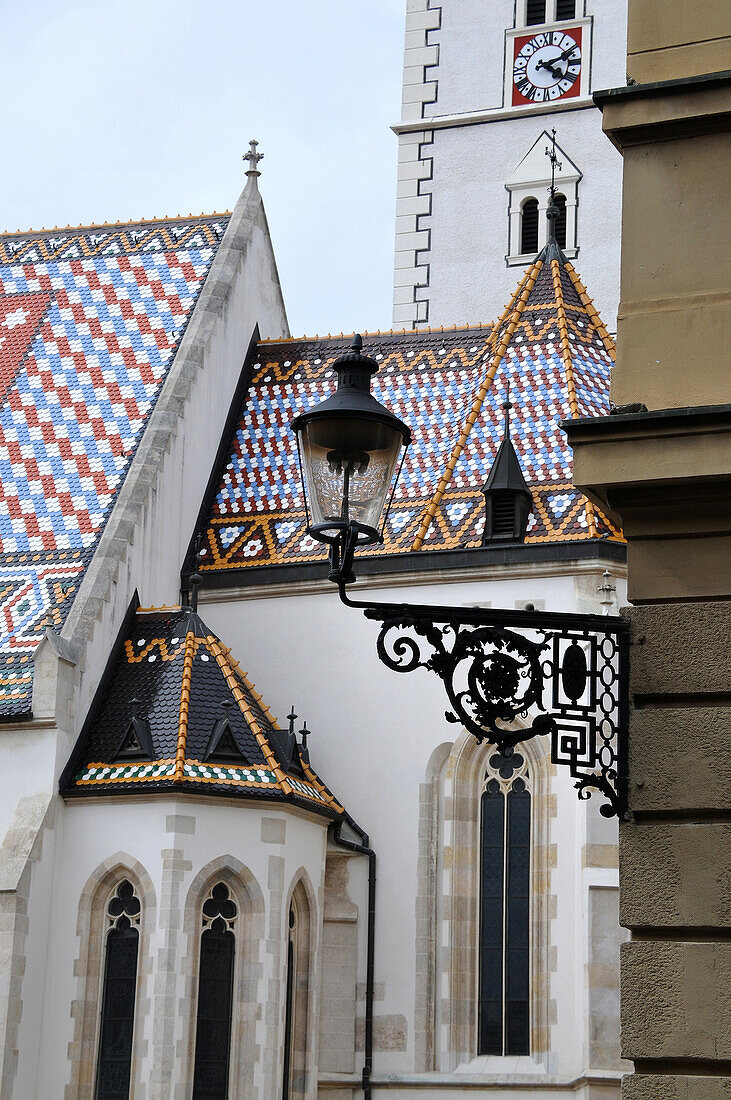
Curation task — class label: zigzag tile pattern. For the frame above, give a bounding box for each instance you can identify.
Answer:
[62,607,343,817]
[198,250,621,575]
[0,215,229,716]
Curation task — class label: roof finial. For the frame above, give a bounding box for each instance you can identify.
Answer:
[189,572,201,613]
[545,128,562,243]
[299,721,310,752]
[244,139,264,178]
[502,382,512,438]
[287,705,298,737]
[598,569,617,616]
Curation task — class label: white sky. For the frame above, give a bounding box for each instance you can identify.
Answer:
[1,0,406,336]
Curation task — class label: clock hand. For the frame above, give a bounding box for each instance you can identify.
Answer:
[536,58,564,79]
[558,44,578,60]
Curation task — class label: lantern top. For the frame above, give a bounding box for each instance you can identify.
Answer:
[290,333,411,444]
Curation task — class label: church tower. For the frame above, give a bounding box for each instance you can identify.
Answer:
[393,0,628,330]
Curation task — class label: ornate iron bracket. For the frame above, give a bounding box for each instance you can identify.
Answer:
[340,586,629,818]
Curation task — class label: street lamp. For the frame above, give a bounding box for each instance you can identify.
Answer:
[291,334,411,583]
[290,336,629,818]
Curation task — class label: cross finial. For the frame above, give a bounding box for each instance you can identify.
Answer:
[545,128,562,200]
[244,139,264,178]
[502,382,512,437]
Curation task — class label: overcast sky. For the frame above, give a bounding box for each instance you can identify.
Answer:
[1,0,406,336]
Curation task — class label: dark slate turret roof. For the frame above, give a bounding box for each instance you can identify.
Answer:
[60,605,344,819]
[194,242,621,578]
[0,213,230,717]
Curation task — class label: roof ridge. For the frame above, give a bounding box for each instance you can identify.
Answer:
[257,322,494,345]
[549,258,599,540]
[564,262,616,358]
[411,258,542,551]
[0,211,232,239]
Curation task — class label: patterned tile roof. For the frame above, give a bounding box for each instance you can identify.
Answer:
[196,242,621,577]
[0,214,230,717]
[61,605,344,818]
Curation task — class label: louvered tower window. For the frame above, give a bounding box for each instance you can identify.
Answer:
[556,0,576,19]
[192,883,237,1100]
[526,0,546,24]
[520,198,539,255]
[479,752,531,1056]
[95,880,141,1100]
[554,193,567,249]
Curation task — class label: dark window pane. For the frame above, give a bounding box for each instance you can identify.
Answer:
[192,927,235,1100]
[479,790,505,1054]
[554,194,567,249]
[506,790,531,1055]
[521,199,539,255]
[95,926,139,1100]
[556,0,576,20]
[526,0,546,24]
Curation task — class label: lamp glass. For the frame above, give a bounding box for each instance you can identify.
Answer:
[299,416,403,537]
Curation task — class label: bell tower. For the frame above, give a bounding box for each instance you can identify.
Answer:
[392,0,628,330]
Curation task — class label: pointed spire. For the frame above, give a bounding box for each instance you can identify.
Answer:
[244,139,264,179]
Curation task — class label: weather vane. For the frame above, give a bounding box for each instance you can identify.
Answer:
[244,139,264,177]
[545,128,562,200]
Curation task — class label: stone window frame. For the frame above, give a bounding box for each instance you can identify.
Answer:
[507,183,579,265]
[179,856,265,1100]
[282,870,318,1100]
[415,730,556,1073]
[66,853,156,1100]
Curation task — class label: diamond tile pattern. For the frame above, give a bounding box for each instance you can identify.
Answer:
[62,606,343,817]
[198,251,621,574]
[0,216,228,716]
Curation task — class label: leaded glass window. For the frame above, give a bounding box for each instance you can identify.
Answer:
[478,751,531,1055]
[95,880,141,1100]
[192,883,237,1100]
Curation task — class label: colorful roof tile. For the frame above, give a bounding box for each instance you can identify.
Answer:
[0,214,230,717]
[60,605,344,818]
[196,240,621,577]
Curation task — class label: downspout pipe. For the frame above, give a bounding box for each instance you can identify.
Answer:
[332,809,376,1100]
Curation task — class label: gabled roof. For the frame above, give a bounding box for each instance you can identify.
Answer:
[0,213,230,717]
[194,238,621,578]
[60,605,344,819]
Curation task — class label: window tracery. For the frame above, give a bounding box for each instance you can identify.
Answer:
[95,880,141,1100]
[192,882,238,1100]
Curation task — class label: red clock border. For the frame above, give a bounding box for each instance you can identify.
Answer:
[511,25,583,108]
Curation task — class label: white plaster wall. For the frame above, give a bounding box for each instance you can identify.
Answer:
[22,798,327,1099]
[424,110,623,328]
[393,0,629,330]
[200,561,626,1087]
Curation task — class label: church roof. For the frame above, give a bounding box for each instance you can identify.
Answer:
[0,213,230,718]
[60,604,344,819]
[194,243,621,578]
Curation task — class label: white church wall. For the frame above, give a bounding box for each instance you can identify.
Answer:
[21,797,327,1099]
[201,559,626,1091]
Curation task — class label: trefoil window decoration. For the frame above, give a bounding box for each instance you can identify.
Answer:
[479,751,531,1056]
[192,883,237,1100]
[95,880,141,1100]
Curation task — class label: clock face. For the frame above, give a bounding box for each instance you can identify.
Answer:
[512,27,583,106]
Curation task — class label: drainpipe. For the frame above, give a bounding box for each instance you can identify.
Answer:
[332,809,376,1100]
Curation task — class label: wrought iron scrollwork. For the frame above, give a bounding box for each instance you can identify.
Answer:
[361,602,629,818]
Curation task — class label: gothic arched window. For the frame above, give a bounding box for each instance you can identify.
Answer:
[520,198,539,256]
[95,879,141,1099]
[554,193,567,249]
[478,751,531,1056]
[192,883,237,1099]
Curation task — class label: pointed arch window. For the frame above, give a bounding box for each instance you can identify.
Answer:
[282,900,297,1100]
[192,883,237,1099]
[479,751,531,1056]
[95,880,141,1100]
